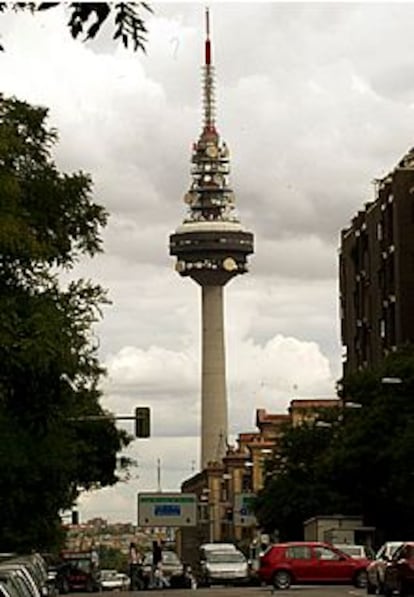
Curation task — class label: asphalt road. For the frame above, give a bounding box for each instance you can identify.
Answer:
[70,587,367,597]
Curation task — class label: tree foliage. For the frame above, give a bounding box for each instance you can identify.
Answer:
[98,546,128,573]
[255,347,414,541]
[254,417,345,540]
[0,94,132,552]
[0,2,153,51]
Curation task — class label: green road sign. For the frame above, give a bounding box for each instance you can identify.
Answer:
[138,492,197,527]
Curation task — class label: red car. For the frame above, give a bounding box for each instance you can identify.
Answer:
[383,541,414,597]
[258,541,369,590]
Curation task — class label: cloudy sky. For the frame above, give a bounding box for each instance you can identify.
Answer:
[2,1,414,523]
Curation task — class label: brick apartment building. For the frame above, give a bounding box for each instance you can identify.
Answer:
[340,147,414,377]
[178,400,339,566]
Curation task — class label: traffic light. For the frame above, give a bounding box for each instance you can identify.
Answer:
[71,510,79,525]
[135,407,150,438]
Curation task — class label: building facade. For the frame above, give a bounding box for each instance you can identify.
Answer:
[340,147,414,377]
[178,399,339,566]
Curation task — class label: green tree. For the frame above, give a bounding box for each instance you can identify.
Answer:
[254,417,344,540]
[0,94,132,552]
[255,346,414,542]
[332,347,414,539]
[99,546,128,573]
[0,2,152,52]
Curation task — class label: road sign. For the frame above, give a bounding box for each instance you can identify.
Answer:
[138,492,197,527]
[233,493,257,527]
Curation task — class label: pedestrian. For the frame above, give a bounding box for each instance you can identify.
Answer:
[129,542,142,590]
[153,561,169,589]
[147,540,163,589]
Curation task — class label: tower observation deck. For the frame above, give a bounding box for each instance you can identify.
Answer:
[169,9,254,469]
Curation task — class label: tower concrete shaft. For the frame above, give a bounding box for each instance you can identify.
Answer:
[201,285,227,468]
[169,8,254,469]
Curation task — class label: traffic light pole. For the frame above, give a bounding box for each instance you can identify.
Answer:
[68,408,151,438]
[68,415,137,422]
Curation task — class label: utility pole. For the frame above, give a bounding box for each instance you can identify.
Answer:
[157,458,162,492]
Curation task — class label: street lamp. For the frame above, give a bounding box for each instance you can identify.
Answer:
[381,377,403,384]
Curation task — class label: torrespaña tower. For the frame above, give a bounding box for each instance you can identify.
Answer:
[169,9,254,469]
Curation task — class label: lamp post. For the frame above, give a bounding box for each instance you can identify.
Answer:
[381,377,403,385]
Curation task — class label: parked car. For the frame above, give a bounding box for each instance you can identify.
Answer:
[383,541,414,597]
[198,549,249,586]
[0,578,21,597]
[3,555,49,597]
[366,541,403,595]
[141,550,184,588]
[56,551,101,593]
[100,570,129,591]
[259,541,370,590]
[0,563,42,597]
[0,569,35,597]
[334,544,374,560]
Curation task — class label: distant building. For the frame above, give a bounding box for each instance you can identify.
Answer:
[289,399,340,426]
[178,399,339,566]
[340,147,414,377]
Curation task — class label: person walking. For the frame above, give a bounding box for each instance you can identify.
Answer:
[128,542,142,590]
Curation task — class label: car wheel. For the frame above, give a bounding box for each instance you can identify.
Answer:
[273,570,292,590]
[86,580,94,593]
[355,570,368,588]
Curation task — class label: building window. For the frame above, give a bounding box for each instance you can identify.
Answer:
[377,222,383,240]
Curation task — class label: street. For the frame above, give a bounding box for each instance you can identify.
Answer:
[70,587,367,597]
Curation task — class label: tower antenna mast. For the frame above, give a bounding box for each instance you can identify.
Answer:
[203,6,215,132]
[169,9,254,470]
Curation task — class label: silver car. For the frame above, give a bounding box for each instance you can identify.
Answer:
[199,549,249,586]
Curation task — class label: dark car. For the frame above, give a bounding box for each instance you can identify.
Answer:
[383,541,414,597]
[56,551,101,593]
[366,541,403,594]
[141,550,185,589]
[259,541,369,590]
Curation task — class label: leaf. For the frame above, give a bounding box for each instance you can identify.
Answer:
[37,3,60,10]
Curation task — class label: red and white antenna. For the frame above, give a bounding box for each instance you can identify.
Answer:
[205,6,211,65]
[203,6,216,132]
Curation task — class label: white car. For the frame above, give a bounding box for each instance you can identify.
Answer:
[100,570,129,591]
[199,549,249,586]
[334,544,374,559]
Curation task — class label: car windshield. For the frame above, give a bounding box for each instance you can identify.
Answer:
[385,543,403,558]
[66,559,91,573]
[206,552,245,563]
[101,571,117,580]
[143,552,180,565]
